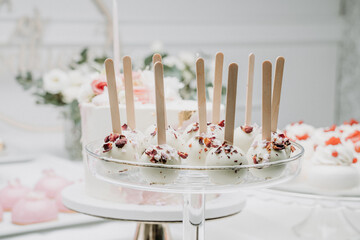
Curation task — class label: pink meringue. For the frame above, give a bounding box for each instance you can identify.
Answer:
[12,191,58,225]
[0,204,3,222]
[0,179,31,211]
[55,192,73,213]
[34,169,72,198]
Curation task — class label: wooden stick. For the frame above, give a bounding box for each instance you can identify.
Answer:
[152,53,162,65]
[262,61,272,141]
[154,62,166,145]
[112,0,120,76]
[245,53,255,126]
[105,58,122,134]
[271,56,285,132]
[123,56,136,130]
[212,52,224,124]
[224,63,238,144]
[196,58,207,134]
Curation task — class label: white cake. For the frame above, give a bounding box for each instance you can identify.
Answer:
[282,120,360,194]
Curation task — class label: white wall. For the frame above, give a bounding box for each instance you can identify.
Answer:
[0,0,343,136]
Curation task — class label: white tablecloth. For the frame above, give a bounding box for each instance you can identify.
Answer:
[1,127,360,240]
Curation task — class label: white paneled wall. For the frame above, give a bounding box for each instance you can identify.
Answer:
[0,0,343,133]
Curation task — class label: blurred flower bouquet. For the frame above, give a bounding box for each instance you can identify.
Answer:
[15,47,220,160]
[16,49,107,160]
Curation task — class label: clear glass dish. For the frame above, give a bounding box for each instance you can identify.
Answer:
[85,140,304,240]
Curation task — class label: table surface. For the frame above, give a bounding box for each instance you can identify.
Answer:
[1,127,360,240]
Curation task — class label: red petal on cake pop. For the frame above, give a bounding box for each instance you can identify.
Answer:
[241,125,254,134]
[331,151,338,157]
[103,143,112,153]
[218,120,225,127]
[115,135,127,148]
[252,154,258,164]
[178,152,188,159]
[204,138,212,148]
[353,158,358,164]
[290,146,296,152]
[198,137,204,145]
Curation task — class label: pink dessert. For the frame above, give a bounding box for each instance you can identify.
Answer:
[34,169,72,198]
[0,204,3,222]
[12,191,58,225]
[55,192,73,213]
[0,179,31,211]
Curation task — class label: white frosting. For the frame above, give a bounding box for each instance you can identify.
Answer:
[312,127,342,146]
[181,122,224,145]
[234,124,259,153]
[312,144,353,166]
[247,139,291,179]
[144,125,184,150]
[185,133,222,166]
[206,145,248,184]
[285,122,315,141]
[140,144,181,184]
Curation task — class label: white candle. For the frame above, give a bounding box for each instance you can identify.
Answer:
[113,0,120,76]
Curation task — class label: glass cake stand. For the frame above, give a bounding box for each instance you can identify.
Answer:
[86,140,304,240]
[251,187,360,240]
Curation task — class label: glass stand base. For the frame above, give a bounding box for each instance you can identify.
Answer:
[183,193,205,240]
[293,204,360,240]
[134,223,172,240]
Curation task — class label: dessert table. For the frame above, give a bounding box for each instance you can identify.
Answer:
[1,128,360,239]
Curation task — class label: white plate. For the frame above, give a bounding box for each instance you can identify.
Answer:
[63,184,246,222]
[0,212,102,238]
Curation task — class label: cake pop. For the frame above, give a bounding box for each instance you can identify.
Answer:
[206,63,248,184]
[234,53,259,152]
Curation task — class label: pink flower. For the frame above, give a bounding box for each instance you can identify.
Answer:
[91,79,107,95]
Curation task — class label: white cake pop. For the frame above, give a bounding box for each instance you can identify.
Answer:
[247,137,292,179]
[206,144,247,184]
[234,53,257,154]
[121,124,146,153]
[140,144,187,184]
[182,121,224,144]
[145,124,184,150]
[185,134,222,166]
[247,59,293,179]
[234,124,259,153]
[100,132,140,173]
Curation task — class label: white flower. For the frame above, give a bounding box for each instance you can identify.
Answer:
[164,76,183,101]
[163,56,185,70]
[62,86,81,103]
[179,52,195,66]
[77,83,94,103]
[43,69,70,94]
